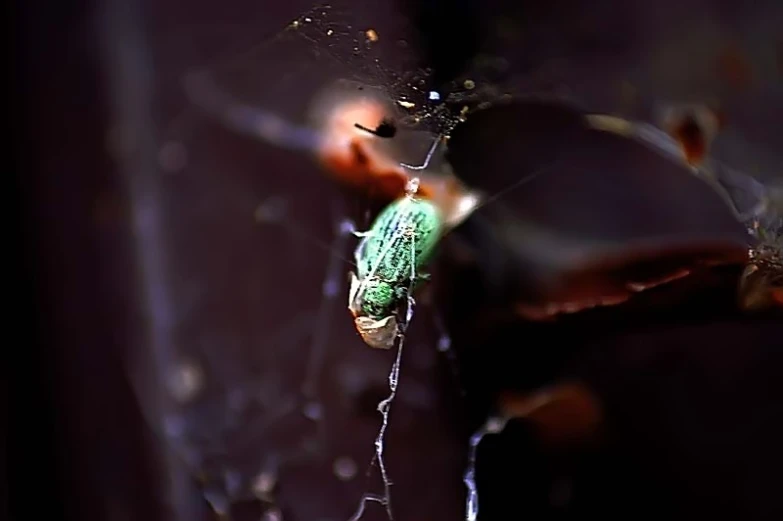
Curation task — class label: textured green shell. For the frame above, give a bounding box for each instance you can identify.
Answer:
[350,194,443,319]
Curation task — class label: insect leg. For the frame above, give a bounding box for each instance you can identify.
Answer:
[338,217,375,239]
[348,272,362,312]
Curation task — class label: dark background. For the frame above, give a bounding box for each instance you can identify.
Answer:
[12,1,783,521]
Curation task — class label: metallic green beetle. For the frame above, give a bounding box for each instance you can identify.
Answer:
[349,180,444,348]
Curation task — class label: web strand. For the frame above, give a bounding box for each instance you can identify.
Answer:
[349,205,420,521]
[301,201,353,398]
[463,417,509,521]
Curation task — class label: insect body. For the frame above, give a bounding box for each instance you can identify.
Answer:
[349,182,443,348]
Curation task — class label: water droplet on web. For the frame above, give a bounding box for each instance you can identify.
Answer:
[322,277,339,297]
[333,456,358,481]
[485,416,506,434]
[262,507,284,521]
[339,218,357,235]
[252,470,277,500]
[436,334,451,352]
[167,358,204,403]
[302,400,323,420]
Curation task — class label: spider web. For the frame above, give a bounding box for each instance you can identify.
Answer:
[139,3,484,521]
[128,2,782,521]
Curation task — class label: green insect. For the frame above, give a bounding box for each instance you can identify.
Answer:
[348,181,444,349]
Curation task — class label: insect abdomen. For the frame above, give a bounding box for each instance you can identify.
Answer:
[349,195,443,347]
[366,196,442,284]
